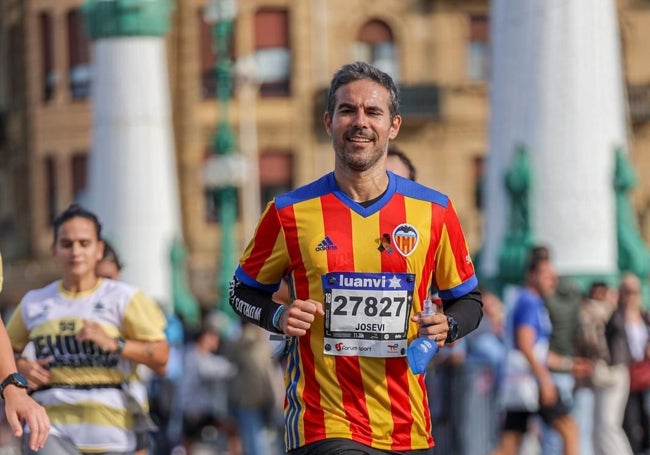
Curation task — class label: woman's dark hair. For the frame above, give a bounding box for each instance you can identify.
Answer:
[326,61,400,121]
[52,204,102,242]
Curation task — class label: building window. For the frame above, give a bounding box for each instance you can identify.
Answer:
[203,148,241,223]
[473,155,485,211]
[467,15,490,81]
[254,9,291,97]
[71,152,87,202]
[354,20,399,82]
[199,8,237,99]
[259,151,293,208]
[45,156,57,224]
[8,24,24,108]
[67,8,91,100]
[199,9,217,99]
[39,12,56,102]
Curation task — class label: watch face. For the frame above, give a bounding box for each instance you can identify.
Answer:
[12,373,28,388]
[1,372,29,398]
[447,316,459,340]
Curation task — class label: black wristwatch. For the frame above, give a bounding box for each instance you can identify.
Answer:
[115,336,126,355]
[0,372,29,400]
[445,315,459,343]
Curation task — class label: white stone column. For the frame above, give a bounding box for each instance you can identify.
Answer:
[88,36,181,311]
[483,0,626,279]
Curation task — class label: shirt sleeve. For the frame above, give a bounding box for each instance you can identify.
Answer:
[513,292,538,330]
[122,290,168,341]
[435,199,478,300]
[5,304,29,352]
[235,201,291,292]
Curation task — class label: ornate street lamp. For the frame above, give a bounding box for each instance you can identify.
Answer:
[202,0,245,323]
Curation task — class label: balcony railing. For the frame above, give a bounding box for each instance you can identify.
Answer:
[399,84,441,121]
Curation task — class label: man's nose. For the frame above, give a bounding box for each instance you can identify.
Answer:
[352,111,369,128]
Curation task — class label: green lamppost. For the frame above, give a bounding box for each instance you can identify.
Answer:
[202,0,246,325]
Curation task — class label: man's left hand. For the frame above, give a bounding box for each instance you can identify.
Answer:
[412,312,448,347]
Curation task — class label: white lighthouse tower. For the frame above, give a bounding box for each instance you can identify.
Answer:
[481,0,648,287]
[83,0,181,311]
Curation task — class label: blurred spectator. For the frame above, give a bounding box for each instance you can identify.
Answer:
[574,281,617,455]
[596,273,636,455]
[458,289,506,455]
[616,273,650,454]
[149,311,185,455]
[228,322,284,455]
[542,275,592,455]
[428,340,465,454]
[179,320,237,454]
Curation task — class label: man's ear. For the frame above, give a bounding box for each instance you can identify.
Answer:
[388,114,402,140]
[324,111,332,136]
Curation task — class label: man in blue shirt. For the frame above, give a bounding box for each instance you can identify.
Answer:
[492,252,579,455]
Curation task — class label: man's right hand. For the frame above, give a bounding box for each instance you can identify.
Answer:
[280,299,324,336]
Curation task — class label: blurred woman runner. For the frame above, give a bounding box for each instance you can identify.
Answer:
[6,204,169,455]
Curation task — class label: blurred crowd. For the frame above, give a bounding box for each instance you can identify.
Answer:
[3,242,650,455]
[426,248,650,455]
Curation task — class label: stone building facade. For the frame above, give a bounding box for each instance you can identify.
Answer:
[0,0,648,305]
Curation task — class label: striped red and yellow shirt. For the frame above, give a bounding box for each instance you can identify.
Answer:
[235,172,477,452]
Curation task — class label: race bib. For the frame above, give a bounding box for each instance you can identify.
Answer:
[322,272,414,358]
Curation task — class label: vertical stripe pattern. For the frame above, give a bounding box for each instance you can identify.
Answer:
[235,173,476,451]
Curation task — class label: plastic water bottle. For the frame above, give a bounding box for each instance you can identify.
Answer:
[407,297,439,374]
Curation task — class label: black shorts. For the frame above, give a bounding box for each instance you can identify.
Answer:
[503,394,571,433]
[182,414,220,441]
[288,438,433,455]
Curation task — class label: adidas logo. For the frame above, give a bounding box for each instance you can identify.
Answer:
[315,236,337,251]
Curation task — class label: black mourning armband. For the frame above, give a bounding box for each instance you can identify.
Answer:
[442,286,483,340]
[229,277,285,333]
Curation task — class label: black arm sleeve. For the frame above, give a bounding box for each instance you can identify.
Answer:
[229,277,284,334]
[442,286,483,340]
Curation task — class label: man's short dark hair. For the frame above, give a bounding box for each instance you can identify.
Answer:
[327,61,400,121]
[527,245,551,273]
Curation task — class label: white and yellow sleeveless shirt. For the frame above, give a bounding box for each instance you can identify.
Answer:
[6,278,167,453]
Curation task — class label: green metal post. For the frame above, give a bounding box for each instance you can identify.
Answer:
[211,2,237,319]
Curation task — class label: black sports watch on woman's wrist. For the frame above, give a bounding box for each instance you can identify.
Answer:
[0,372,29,399]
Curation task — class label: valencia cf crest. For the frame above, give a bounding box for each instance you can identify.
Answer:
[392,223,419,257]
